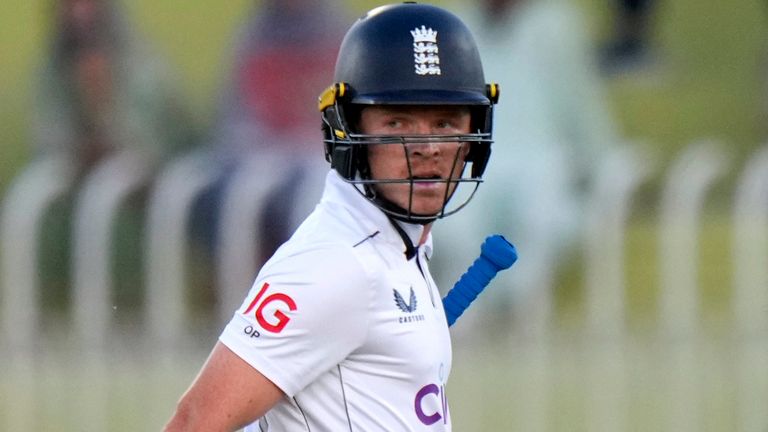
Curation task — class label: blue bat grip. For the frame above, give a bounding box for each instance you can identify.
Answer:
[443,235,517,327]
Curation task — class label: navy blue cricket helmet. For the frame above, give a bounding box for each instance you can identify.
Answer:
[318,2,499,222]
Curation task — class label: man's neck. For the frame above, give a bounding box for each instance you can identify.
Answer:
[419,223,432,246]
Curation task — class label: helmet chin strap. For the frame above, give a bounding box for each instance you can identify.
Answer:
[387,215,419,260]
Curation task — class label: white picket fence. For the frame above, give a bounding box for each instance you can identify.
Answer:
[1,142,766,431]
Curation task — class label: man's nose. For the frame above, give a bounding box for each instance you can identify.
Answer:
[408,122,443,157]
[408,140,441,158]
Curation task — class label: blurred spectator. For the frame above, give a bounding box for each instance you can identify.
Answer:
[434,0,621,330]
[30,0,199,307]
[599,0,658,75]
[194,0,349,266]
[31,0,197,175]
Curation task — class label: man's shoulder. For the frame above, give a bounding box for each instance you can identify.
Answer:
[268,232,370,284]
[291,198,383,249]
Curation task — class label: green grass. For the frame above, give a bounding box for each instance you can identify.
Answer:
[578,0,768,161]
[0,2,45,186]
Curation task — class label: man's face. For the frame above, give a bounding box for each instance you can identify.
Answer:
[359,105,472,216]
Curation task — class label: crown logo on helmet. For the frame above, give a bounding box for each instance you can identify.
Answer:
[411,26,441,76]
[410,25,438,43]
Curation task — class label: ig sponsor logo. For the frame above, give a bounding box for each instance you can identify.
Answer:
[243,282,296,333]
[414,383,448,425]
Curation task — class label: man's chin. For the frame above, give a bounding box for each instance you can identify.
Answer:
[407,203,445,218]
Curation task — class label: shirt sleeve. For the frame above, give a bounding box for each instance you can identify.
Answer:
[219,242,371,396]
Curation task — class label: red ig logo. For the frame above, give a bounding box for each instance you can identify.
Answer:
[243,282,297,333]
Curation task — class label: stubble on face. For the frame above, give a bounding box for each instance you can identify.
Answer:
[360,105,471,216]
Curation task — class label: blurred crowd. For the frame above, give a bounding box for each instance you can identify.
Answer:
[433,0,621,333]
[30,0,201,308]
[32,0,198,176]
[18,0,648,326]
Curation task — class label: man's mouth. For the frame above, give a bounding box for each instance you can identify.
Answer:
[409,175,446,192]
[410,171,443,182]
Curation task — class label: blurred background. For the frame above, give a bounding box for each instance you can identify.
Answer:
[1,0,767,430]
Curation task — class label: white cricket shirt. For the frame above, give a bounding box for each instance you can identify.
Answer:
[220,170,453,431]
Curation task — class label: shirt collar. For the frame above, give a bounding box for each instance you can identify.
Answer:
[321,170,433,259]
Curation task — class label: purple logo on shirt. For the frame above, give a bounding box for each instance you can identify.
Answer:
[414,383,448,425]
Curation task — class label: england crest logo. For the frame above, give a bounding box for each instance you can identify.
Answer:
[411,25,441,76]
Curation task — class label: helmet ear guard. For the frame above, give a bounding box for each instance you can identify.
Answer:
[465,82,499,178]
[320,82,360,181]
